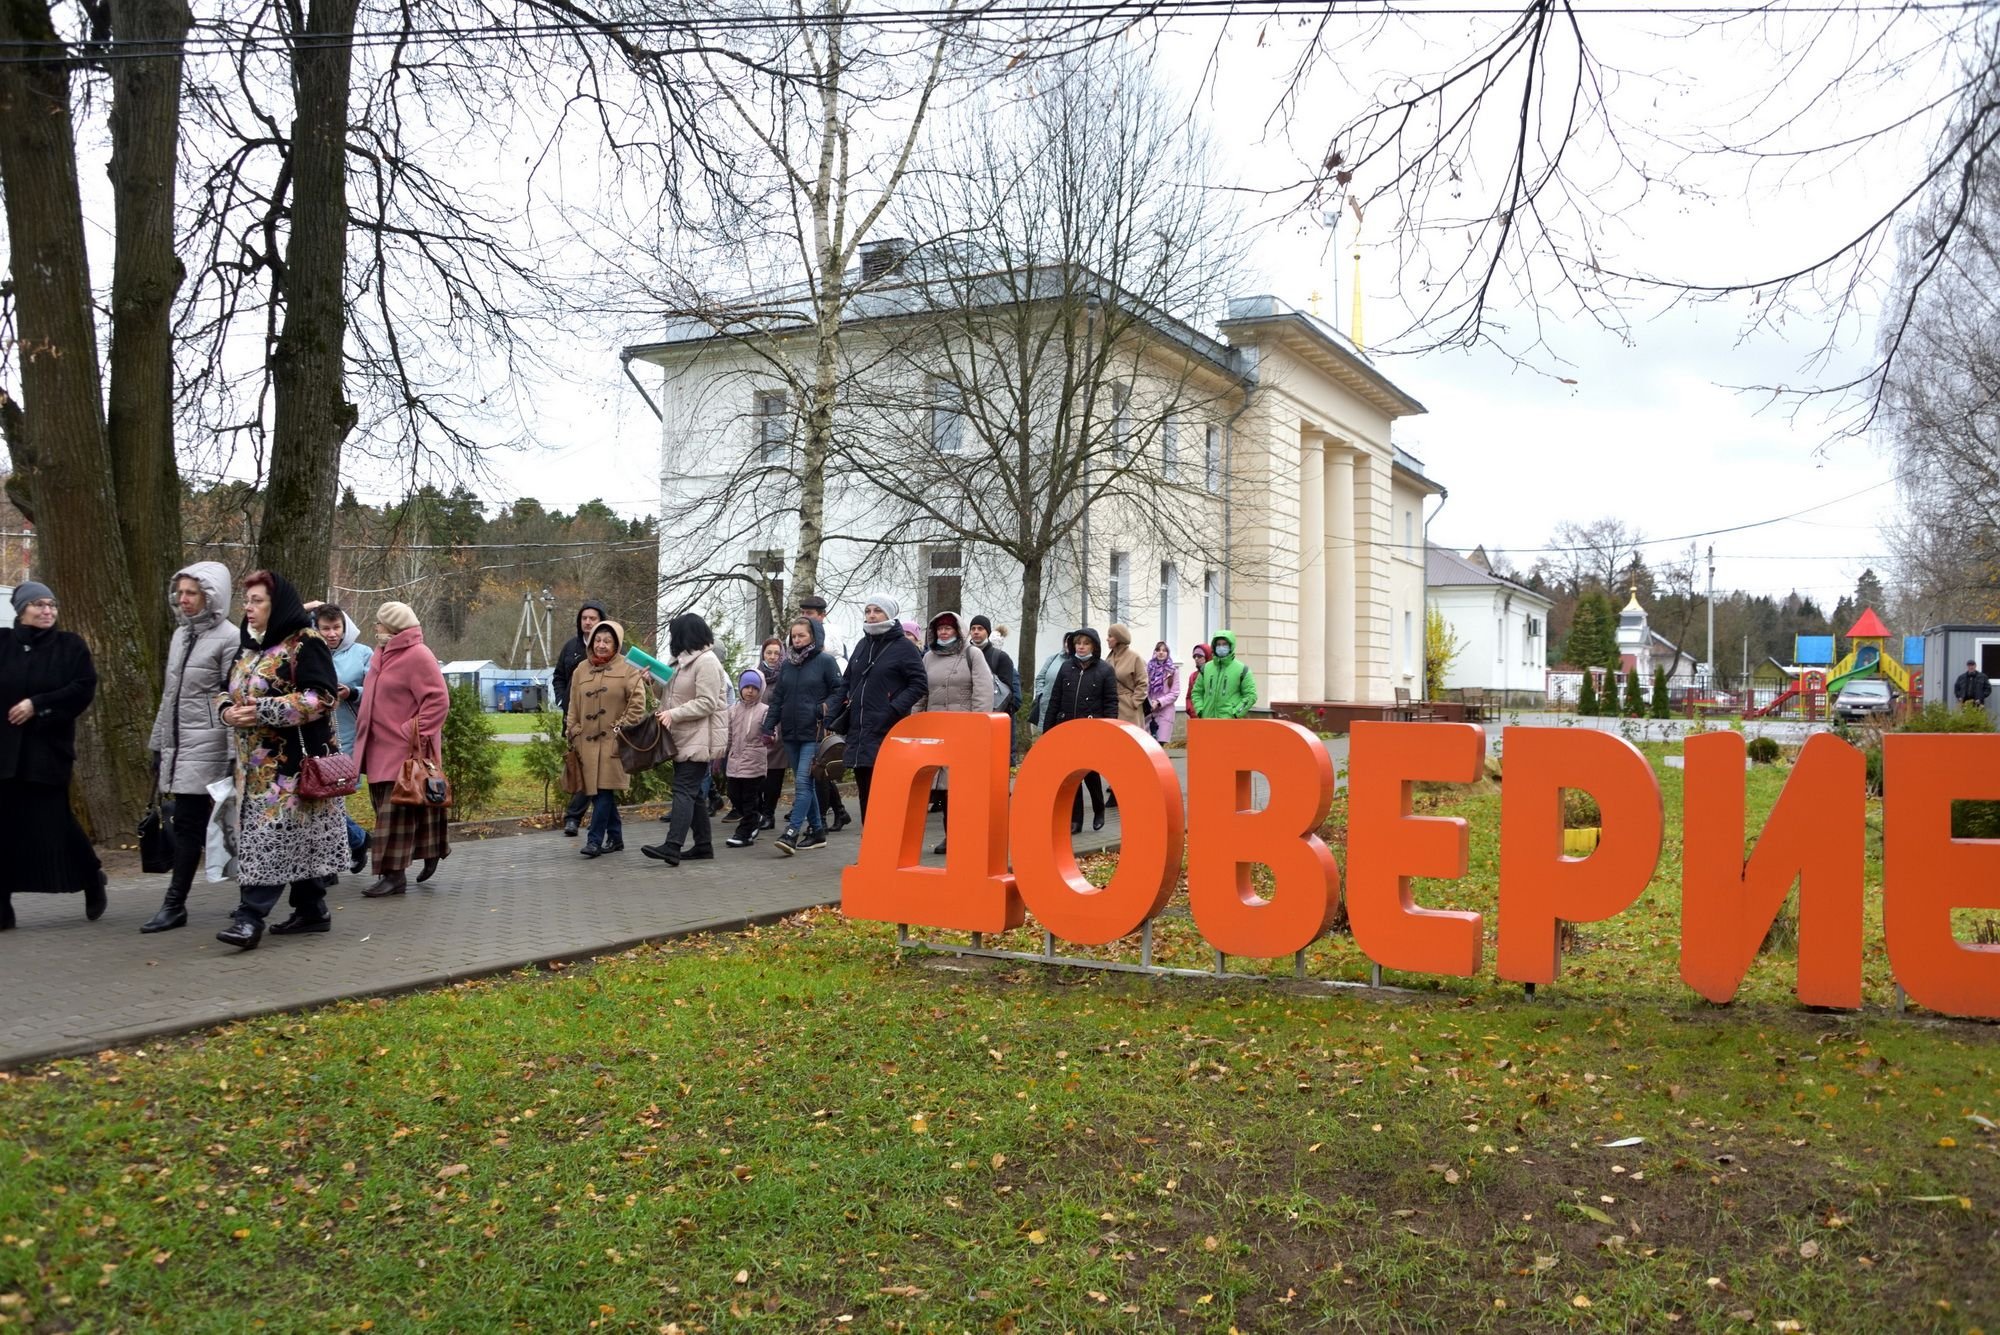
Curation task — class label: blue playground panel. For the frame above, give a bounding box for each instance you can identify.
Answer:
[1903,635,1925,665]
[1794,635,1835,666]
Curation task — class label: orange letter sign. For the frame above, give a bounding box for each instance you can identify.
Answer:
[1012,720,1182,945]
[1345,721,1484,977]
[1681,731,1863,1008]
[1497,728,1663,985]
[840,712,1021,934]
[1185,718,1339,958]
[1883,733,2000,1020]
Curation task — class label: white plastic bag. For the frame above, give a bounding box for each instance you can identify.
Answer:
[205,775,238,883]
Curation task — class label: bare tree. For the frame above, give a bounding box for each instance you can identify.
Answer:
[1881,100,2000,623]
[1532,516,1647,596]
[843,50,1249,696]
[1276,1,2000,418]
[0,0,185,834]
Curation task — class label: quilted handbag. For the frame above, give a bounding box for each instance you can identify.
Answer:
[614,714,676,775]
[295,729,360,801]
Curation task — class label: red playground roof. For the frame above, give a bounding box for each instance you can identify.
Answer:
[1846,607,1891,639]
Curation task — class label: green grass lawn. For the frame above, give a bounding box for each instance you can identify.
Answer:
[4,744,1997,1332]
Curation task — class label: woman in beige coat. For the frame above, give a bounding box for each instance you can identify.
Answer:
[1106,623,1147,728]
[640,613,728,867]
[919,610,994,856]
[566,620,649,857]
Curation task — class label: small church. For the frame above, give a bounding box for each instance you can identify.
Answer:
[1615,588,1706,689]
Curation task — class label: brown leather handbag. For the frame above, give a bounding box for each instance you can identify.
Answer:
[561,746,585,794]
[389,720,452,808]
[614,714,675,774]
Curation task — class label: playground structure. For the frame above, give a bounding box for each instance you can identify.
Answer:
[1744,608,1922,720]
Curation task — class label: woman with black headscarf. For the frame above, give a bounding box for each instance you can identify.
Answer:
[640,612,728,867]
[212,570,347,950]
[0,581,106,931]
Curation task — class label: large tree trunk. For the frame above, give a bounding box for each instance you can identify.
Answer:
[107,0,192,670]
[1017,554,1043,719]
[0,0,161,836]
[258,0,360,595]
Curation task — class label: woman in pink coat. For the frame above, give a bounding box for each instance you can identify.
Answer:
[352,602,451,896]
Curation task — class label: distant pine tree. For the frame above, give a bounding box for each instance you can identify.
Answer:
[1651,665,1671,719]
[1578,669,1598,716]
[1624,668,1645,717]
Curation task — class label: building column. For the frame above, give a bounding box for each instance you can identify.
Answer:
[1298,431,1326,700]
[1325,444,1357,701]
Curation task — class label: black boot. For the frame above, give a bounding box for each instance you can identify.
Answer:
[350,832,371,874]
[416,857,440,883]
[0,892,13,931]
[140,882,190,934]
[216,915,263,950]
[363,869,408,897]
[84,869,108,922]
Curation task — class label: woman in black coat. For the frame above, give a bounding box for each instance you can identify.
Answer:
[1038,626,1120,834]
[0,581,107,930]
[827,593,928,820]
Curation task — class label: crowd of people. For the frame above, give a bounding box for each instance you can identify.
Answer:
[0,568,1259,940]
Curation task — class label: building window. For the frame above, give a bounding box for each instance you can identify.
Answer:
[754,390,788,464]
[1203,571,1220,642]
[750,550,786,642]
[930,379,964,454]
[1204,425,1222,492]
[1109,551,1131,625]
[1161,416,1180,481]
[1160,562,1179,647]
[926,544,963,620]
[1404,610,1414,676]
[1107,384,1132,462]
[1404,509,1414,555]
[1497,613,1506,663]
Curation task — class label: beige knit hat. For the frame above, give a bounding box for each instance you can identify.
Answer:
[375,601,419,633]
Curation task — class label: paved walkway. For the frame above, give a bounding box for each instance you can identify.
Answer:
[0,808,1126,1069]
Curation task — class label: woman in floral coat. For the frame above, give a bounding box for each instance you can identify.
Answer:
[214,570,348,950]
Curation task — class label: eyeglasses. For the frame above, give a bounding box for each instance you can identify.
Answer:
[23,600,56,611]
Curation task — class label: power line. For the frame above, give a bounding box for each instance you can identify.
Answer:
[0,0,1980,66]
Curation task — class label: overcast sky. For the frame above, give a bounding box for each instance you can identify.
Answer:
[339,5,1952,618]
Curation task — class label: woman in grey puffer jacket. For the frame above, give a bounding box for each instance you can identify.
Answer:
[141,562,240,933]
[918,610,993,856]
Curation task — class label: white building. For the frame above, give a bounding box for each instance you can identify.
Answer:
[623,251,1442,712]
[1426,548,1554,705]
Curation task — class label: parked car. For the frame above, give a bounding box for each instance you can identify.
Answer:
[1833,678,1895,722]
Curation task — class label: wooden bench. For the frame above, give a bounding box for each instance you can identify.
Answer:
[1458,686,1488,722]
[1394,687,1442,722]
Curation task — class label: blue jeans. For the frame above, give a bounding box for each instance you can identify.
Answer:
[784,740,822,833]
[345,814,367,853]
[590,790,623,847]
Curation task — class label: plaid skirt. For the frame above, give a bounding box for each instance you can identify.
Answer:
[368,781,450,872]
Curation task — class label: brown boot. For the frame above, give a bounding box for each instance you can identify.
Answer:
[362,870,407,898]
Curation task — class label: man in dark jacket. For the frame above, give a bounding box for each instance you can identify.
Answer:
[969,614,1021,762]
[1954,659,1992,710]
[554,599,607,836]
[827,592,929,820]
[1039,627,1119,834]
[761,616,845,853]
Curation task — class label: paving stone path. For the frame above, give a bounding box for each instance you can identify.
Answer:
[0,806,1125,1068]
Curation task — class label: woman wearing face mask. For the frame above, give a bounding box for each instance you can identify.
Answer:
[352,601,451,896]
[1146,641,1181,744]
[0,582,106,931]
[213,571,347,949]
[916,611,993,855]
[825,594,928,818]
[1038,627,1119,833]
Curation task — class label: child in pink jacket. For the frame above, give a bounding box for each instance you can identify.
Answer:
[724,671,778,847]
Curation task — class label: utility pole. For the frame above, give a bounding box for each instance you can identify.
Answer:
[1705,545,1715,687]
